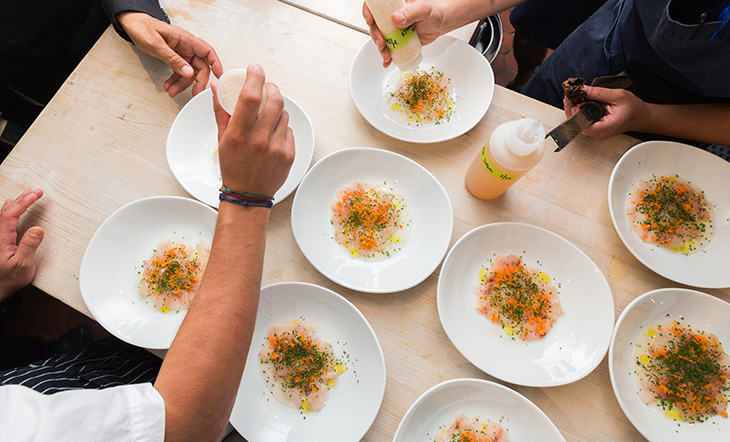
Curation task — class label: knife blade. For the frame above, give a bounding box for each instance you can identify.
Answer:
[546,101,606,152]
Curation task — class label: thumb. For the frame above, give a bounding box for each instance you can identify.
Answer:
[392,3,431,27]
[15,226,44,263]
[210,81,231,139]
[149,33,194,78]
[584,86,621,103]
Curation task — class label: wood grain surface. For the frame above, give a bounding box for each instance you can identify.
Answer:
[1,0,728,441]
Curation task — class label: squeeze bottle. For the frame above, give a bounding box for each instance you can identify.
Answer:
[465,118,545,200]
[365,0,423,71]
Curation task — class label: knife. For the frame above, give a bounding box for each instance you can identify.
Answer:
[546,101,606,152]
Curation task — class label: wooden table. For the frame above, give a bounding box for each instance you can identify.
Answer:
[2,0,728,440]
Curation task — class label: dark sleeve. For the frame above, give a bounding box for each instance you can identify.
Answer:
[101,0,170,42]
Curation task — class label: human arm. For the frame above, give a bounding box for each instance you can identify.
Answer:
[115,12,223,97]
[564,86,730,146]
[0,190,44,302]
[153,64,294,442]
[364,0,523,67]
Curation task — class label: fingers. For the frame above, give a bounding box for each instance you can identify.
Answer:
[583,85,622,103]
[190,56,212,96]
[393,3,431,28]
[364,5,391,67]
[1,190,43,221]
[14,226,44,265]
[156,24,222,96]
[191,37,224,79]
[211,81,231,141]
[257,83,286,140]
[229,64,267,131]
[581,122,612,141]
[164,72,194,97]
[563,97,577,118]
[149,31,195,79]
[272,109,295,167]
[363,3,374,26]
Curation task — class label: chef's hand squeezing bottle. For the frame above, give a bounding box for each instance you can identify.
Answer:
[465,118,545,200]
[365,0,423,72]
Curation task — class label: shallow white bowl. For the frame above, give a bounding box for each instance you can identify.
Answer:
[79,196,217,349]
[608,141,730,288]
[392,378,565,442]
[609,288,730,441]
[230,282,386,442]
[166,88,314,207]
[349,36,494,143]
[437,223,614,386]
[291,147,453,293]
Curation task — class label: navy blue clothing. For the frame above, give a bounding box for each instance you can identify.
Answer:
[519,0,730,107]
[510,0,607,50]
[515,0,730,160]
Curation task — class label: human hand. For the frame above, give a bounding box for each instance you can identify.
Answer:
[564,86,651,141]
[117,12,223,97]
[363,0,448,68]
[0,190,44,302]
[211,64,295,199]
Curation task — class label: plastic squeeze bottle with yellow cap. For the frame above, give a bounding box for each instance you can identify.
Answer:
[365,0,423,72]
[465,118,545,200]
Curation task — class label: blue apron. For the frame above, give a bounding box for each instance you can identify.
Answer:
[519,0,730,160]
[521,0,730,106]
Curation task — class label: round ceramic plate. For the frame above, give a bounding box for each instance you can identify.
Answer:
[166,88,314,208]
[437,223,614,386]
[609,288,730,441]
[79,196,217,349]
[392,378,565,442]
[349,35,494,143]
[230,282,386,442]
[608,141,730,288]
[291,147,453,293]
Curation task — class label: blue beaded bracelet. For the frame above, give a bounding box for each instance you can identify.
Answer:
[219,193,273,208]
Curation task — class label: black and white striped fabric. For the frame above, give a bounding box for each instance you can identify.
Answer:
[0,337,161,394]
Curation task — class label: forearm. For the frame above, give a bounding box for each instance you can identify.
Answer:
[637,102,730,146]
[155,203,269,442]
[441,0,523,33]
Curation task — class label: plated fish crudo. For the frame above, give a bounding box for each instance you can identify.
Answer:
[434,414,510,442]
[386,66,454,126]
[259,319,346,413]
[138,240,210,313]
[634,319,730,423]
[331,181,409,260]
[475,255,563,340]
[626,175,714,255]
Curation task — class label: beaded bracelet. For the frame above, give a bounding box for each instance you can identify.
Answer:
[219,186,273,201]
[219,193,273,208]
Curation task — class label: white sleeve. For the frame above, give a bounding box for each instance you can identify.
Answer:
[0,383,165,442]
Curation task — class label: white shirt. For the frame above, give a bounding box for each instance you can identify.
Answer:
[0,383,165,442]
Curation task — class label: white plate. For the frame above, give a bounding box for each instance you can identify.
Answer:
[437,223,614,386]
[291,147,453,293]
[230,282,386,442]
[609,288,730,441]
[79,196,217,349]
[166,88,314,207]
[392,378,565,442]
[608,141,730,288]
[349,36,494,143]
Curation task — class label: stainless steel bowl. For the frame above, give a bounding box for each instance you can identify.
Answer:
[468,14,503,63]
